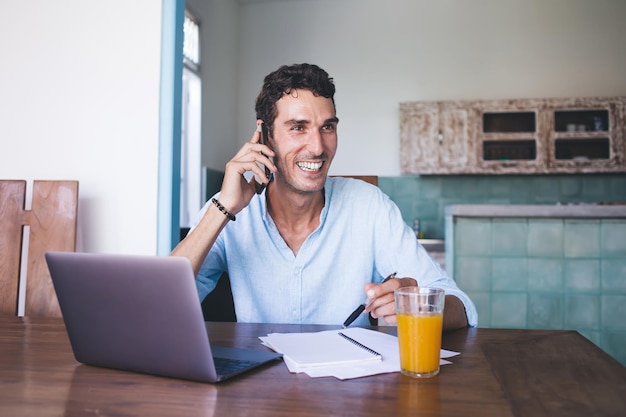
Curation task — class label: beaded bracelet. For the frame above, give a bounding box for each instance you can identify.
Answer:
[211,198,236,221]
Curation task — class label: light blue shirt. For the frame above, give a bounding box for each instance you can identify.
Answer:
[194,177,477,326]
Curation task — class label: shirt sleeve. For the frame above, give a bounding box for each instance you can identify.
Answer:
[371,190,478,327]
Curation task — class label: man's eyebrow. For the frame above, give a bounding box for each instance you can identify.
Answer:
[283,117,339,127]
[284,119,309,126]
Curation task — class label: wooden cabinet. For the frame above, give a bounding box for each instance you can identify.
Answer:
[400,97,626,174]
[547,97,624,173]
[399,101,475,173]
[477,99,546,174]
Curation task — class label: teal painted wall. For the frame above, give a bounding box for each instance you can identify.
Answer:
[379,174,626,240]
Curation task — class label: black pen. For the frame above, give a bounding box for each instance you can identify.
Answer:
[342,272,397,328]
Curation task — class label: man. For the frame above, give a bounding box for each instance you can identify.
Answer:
[172,63,477,329]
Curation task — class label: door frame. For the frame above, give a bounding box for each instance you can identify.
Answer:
[157,0,185,254]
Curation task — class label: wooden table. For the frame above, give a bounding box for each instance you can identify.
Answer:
[1,317,624,417]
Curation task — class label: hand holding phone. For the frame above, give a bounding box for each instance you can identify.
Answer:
[255,122,274,194]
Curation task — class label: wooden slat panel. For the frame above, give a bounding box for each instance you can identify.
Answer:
[25,181,78,317]
[0,180,26,315]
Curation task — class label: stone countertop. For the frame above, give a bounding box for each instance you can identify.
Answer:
[418,238,445,252]
[445,204,626,218]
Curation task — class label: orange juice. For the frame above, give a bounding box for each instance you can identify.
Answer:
[397,312,443,377]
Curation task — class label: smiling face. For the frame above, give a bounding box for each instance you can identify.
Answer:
[269,89,338,195]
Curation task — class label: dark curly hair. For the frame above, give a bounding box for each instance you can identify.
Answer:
[255,63,336,135]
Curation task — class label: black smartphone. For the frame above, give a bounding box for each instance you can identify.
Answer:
[255,122,274,194]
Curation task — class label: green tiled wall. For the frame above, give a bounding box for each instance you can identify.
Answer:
[450,216,626,366]
[379,174,626,239]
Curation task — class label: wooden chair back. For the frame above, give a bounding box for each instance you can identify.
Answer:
[0,180,78,316]
[334,175,378,186]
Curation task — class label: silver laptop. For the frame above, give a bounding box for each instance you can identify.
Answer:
[45,251,282,383]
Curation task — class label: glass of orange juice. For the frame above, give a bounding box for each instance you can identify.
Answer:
[395,287,445,378]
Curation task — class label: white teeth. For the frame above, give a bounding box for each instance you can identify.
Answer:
[297,161,323,171]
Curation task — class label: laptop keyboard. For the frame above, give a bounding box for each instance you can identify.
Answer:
[213,357,258,375]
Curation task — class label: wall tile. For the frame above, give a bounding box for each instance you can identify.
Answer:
[491,257,528,291]
[565,295,600,330]
[466,291,490,328]
[489,178,514,198]
[528,258,563,292]
[491,219,528,256]
[455,256,491,291]
[528,219,563,257]
[491,293,527,328]
[393,196,416,223]
[601,295,626,331]
[564,259,601,292]
[450,177,489,199]
[528,293,563,329]
[532,177,561,200]
[390,176,421,198]
[413,177,441,199]
[413,200,440,222]
[564,220,601,258]
[581,176,610,198]
[601,332,626,365]
[601,259,626,292]
[455,218,491,255]
[608,177,626,200]
[560,177,581,198]
[503,177,532,202]
[601,220,626,257]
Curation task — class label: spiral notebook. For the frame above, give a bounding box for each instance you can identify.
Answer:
[260,327,386,371]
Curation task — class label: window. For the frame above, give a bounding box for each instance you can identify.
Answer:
[180,10,202,232]
[183,12,200,71]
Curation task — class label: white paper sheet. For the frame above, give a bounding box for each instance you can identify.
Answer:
[260,327,459,380]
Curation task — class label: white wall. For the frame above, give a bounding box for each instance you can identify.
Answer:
[234,0,626,176]
[2,0,625,254]
[0,1,163,255]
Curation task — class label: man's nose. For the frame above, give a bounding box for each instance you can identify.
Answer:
[306,129,324,154]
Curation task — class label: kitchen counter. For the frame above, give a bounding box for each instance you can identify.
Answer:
[445,203,626,218]
[444,203,626,366]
